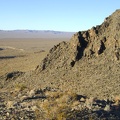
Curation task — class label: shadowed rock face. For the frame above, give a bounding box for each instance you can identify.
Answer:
[36,9,120,72]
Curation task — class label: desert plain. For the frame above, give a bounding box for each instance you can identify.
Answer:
[0,38,68,76]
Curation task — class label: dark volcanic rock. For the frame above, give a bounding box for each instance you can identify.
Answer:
[5,71,24,81]
[0,48,4,51]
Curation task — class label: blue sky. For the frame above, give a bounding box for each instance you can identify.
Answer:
[0,0,120,32]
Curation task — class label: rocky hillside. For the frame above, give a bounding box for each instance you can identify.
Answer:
[30,10,120,98]
[36,9,120,72]
[0,9,120,120]
[1,10,119,98]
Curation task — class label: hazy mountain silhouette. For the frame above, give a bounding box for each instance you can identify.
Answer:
[0,30,75,39]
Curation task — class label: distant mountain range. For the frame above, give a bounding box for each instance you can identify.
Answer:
[0,30,75,39]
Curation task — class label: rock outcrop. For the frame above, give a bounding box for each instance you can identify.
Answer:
[36,9,120,72]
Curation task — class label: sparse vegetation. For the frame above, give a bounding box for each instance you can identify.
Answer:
[40,90,77,119]
[15,83,27,91]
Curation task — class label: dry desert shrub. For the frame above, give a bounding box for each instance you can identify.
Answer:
[40,90,78,120]
[15,83,27,92]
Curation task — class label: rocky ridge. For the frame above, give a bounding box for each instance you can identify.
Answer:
[32,10,120,98]
[0,10,120,120]
[36,9,120,72]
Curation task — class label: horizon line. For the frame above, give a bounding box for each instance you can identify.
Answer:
[0,29,76,33]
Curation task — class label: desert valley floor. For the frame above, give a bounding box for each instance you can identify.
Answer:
[0,38,66,76]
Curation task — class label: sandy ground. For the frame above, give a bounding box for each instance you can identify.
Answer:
[0,38,67,76]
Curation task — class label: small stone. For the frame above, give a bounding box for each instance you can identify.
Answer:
[80,97,86,102]
[6,101,14,109]
[18,93,22,98]
[6,112,9,116]
[29,89,36,97]
[20,95,28,101]
[31,105,38,111]
[104,104,110,111]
